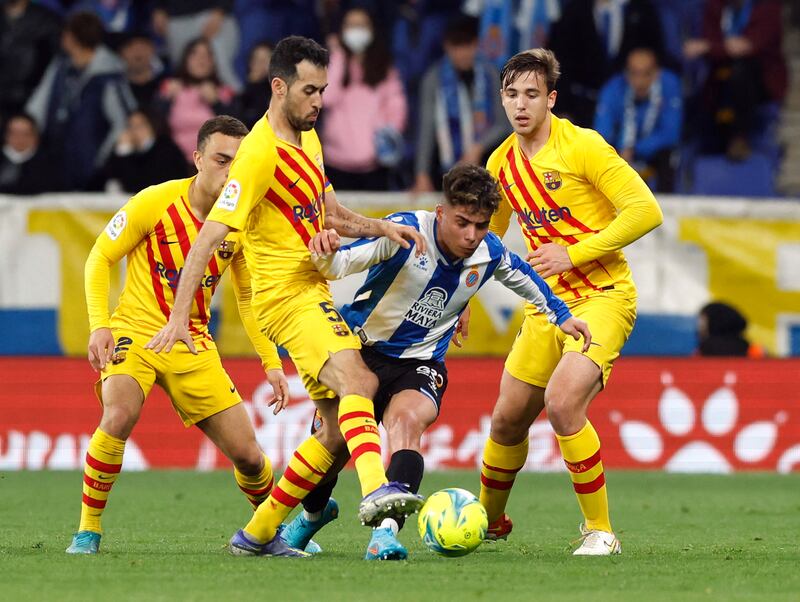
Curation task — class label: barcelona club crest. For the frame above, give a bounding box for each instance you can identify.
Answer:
[543,171,562,191]
[217,240,237,260]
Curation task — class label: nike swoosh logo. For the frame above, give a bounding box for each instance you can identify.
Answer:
[229,386,236,393]
[96,474,113,481]
[504,182,515,190]
[159,239,179,245]
[289,177,301,188]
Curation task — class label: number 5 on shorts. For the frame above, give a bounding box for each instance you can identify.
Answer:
[319,301,344,323]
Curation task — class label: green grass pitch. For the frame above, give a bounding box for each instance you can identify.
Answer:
[1,470,798,601]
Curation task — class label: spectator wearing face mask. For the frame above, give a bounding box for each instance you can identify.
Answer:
[103,108,188,192]
[320,7,407,191]
[0,112,58,194]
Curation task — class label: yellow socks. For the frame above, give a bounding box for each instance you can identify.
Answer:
[234,453,274,509]
[79,428,125,533]
[556,420,612,533]
[479,437,528,522]
[338,394,388,496]
[244,436,334,543]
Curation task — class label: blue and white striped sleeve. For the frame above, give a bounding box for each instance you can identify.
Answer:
[492,249,572,325]
[312,235,401,280]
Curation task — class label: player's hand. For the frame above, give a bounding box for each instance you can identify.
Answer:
[308,228,341,255]
[87,327,115,372]
[451,305,471,348]
[527,243,573,278]
[559,317,592,353]
[145,316,196,354]
[381,220,427,256]
[265,369,290,415]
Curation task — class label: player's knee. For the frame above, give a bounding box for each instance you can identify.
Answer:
[544,392,582,436]
[384,413,427,450]
[490,406,528,445]
[99,403,138,439]
[230,446,264,475]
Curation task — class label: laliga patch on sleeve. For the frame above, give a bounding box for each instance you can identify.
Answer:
[217,179,241,211]
[105,210,127,240]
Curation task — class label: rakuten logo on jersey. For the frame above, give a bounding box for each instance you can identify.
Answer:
[518,205,572,230]
[292,196,323,224]
[153,262,221,290]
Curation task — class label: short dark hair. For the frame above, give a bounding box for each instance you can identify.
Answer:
[501,48,561,92]
[65,12,105,50]
[442,164,501,215]
[269,36,329,86]
[444,14,480,46]
[197,116,249,153]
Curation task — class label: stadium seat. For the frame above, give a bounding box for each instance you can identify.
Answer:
[690,153,777,197]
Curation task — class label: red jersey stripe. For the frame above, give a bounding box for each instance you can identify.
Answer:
[154,220,205,339]
[293,145,325,189]
[266,189,313,246]
[520,156,598,235]
[167,204,209,326]
[276,147,321,200]
[181,195,222,294]
[499,168,583,300]
[274,167,322,234]
[145,237,171,320]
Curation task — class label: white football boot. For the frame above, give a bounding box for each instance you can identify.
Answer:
[573,523,622,556]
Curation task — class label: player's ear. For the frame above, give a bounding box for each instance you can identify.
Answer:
[271,77,286,98]
[192,150,202,173]
[547,89,557,110]
[435,204,444,221]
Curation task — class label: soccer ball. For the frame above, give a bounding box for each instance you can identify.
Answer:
[417,488,488,557]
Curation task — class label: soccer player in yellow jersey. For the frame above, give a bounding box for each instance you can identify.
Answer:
[477,49,663,555]
[146,36,426,557]
[66,116,296,556]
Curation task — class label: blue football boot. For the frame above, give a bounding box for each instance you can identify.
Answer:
[65,531,101,554]
[358,481,424,526]
[281,498,339,554]
[364,527,408,561]
[228,530,309,557]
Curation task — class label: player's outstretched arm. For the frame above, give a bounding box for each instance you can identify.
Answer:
[323,189,426,255]
[145,220,231,354]
[309,227,402,280]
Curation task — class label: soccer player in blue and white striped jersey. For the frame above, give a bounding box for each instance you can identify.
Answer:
[281,164,591,560]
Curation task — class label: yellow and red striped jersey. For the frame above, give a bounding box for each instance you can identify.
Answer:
[206,115,334,301]
[487,114,662,304]
[86,177,280,366]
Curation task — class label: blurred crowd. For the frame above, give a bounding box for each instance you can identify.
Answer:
[0,0,793,196]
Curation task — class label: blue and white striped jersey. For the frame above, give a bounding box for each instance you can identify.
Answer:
[312,211,571,361]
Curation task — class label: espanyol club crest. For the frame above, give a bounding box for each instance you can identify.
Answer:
[465,269,480,287]
[216,240,237,260]
[543,171,562,191]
